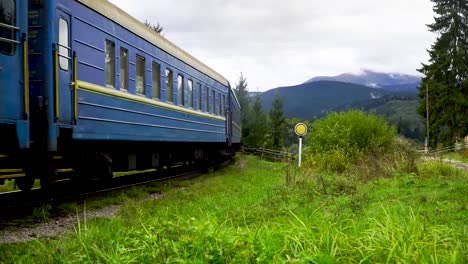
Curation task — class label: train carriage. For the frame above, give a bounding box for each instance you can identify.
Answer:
[228,88,241,145]
[0,0,241,190]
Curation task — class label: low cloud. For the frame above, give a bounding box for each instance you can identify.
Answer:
[109,0,435,91]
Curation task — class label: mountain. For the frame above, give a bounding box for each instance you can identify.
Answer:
[332,92,419,112]
[369,100,424,141]
[261,81,389,119]
[248,92,262,97]
[380,83,421,92]
[305,70,421,92]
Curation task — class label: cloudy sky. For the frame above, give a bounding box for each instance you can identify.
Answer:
[109,0,436,91]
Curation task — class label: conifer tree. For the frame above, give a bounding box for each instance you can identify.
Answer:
[244,96,267,147]
[234,73,251,142]
[144,20,164,35]
[418,0,468,146]
[268,95,285,149]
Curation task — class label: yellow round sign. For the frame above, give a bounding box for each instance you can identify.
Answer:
[294,123,308,136]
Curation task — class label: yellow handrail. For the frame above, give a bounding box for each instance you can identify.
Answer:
[73,52,78,123]
[54,48,59,121]
[22,36,29,119]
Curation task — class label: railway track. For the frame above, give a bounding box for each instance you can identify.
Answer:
[0,158,232,225]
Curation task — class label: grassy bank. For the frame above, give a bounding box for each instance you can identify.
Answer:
[442,150,468,163]
[1,155,467,263]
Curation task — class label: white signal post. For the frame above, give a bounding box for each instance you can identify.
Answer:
[294,123,308,167]
[299,136,303,167]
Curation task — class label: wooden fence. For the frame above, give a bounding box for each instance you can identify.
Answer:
[242,147,295,162]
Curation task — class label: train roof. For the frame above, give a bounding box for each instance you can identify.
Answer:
[77,0,229,87]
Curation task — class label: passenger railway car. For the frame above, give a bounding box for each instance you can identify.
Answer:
[0,0,241,190]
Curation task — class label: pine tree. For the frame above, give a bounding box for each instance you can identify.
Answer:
[244,96,267,148]
[268,95,285,150]
[144,20,164,35]
[234,73,251,142]
[418,0,468,146]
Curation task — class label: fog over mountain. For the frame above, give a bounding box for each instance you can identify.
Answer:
[305,70,421,92]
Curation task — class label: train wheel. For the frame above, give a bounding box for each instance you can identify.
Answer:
[15,176,35,191]
[95,161,113,181]
[39,170,54,191]
[75,165,110,182]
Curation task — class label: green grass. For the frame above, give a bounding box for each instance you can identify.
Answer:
[1,156,466,263]
[442,151,468,163]
[0,180,16,192]
[0,179,40,193]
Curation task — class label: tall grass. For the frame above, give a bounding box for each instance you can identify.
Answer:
[1,155,466,263]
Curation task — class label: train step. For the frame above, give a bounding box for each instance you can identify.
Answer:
[0,168,26,180]
[0,173,26,179]
[0,169,23,174]
[55,168,74,173]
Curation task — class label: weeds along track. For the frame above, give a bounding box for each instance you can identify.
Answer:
[242,147,295,162]
[0,158,232,224]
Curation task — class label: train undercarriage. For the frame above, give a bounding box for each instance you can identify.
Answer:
[1,134,234,192]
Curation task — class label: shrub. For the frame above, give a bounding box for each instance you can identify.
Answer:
[352,137,419,181]
[303,111,396,172]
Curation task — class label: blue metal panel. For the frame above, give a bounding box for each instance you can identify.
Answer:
[0,0,29,149]
[15,120,29,148]
[74,88,226,143]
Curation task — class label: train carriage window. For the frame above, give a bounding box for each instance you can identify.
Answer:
[136,55,146,95]
[218,94,223,115]
[211,90,215,114]
[188,80,193,108]
[59,18,70,71]
[219,93,222,116]
[222,95,226,116]
[105,40,115,87]
[205,87,209,113]
[120,47,129,90]
[0,0,16,55]
[152,62,161,99]
[165,69,173,103]
[177,74,184,106]
[197,83,202,111]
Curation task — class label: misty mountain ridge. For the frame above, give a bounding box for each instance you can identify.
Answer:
[259,80,423,140]
[261,80,389,119]
[305,70,421,92]
[254,70,423,140]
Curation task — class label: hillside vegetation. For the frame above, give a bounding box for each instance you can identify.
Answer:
[334,95,424,141]
[259,80,424,141]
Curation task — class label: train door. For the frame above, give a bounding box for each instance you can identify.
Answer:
[0,0,27,122]
[226,92,232,146]
[55,9,73,125]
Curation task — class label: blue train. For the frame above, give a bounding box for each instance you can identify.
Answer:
[0,0,241,191]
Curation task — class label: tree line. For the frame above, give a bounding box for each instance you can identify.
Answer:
[234,73,302,150]
[418,0,468,147]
